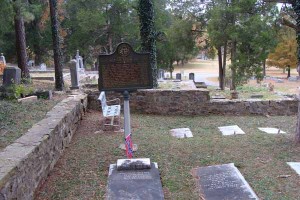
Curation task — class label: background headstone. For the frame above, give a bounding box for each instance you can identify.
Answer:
[176,73,181,80]
[40,63,47,71]
[68,59,79,89]
[3,66,21,86]
[189,73,195,81]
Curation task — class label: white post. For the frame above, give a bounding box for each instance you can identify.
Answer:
[123,90,133,158]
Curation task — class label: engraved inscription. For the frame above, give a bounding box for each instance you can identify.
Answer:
[203,171,239,190]
[119,172,152,180]
[98,43,152,91]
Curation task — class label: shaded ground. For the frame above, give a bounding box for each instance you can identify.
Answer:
[35,110,300,200]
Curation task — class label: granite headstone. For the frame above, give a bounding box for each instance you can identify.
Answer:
[193,163,258,200]
[3,66,21,86]
[107,160,164,200]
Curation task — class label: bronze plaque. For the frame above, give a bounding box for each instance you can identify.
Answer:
[98,43,153,91]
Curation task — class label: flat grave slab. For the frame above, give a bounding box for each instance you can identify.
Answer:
[192,163,258,200]
[258,128,286,134]
[106,161,164,200]
[170,128,193,138]
[287,162,300,175]
[218,125,245,136]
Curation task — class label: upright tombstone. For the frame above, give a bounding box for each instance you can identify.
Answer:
[3,66,21,86]
[99,43,164,199]
[189,73,195,81]
[68,59,79,89]
[40,63,47,71]
[76,50,85,73]
[176,73,181,80]
[0,53,6,74]
[158,69,164,81]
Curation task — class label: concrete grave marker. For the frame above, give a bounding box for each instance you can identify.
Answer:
[68,59,79,89]
[107,159,164,200]
[287,162,300,175]
[218,125,245,136]
[193,163,258,200]
[170,128,193,138]
[258,128,286,134]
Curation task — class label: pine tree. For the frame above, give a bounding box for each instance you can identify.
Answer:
[49,0,64,90]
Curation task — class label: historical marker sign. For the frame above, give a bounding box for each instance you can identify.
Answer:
[98,43,153,91]
[193,163,258,200]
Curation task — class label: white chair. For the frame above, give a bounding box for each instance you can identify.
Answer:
[98,91,121,131]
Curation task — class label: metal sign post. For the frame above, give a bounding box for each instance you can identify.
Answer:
[123,90,133,158]
[98,43,153,158]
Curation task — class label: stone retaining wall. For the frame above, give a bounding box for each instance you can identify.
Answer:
[0,94,87,200]
[87,89,298,116]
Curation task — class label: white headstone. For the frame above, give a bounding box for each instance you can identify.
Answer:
[287,162,300,175]
[170,128,193,138]
[218,125,245,136]
[258,128,286,134]
[40,63,47,71]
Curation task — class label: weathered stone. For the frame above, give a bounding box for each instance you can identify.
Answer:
[17,96,38,103]
[193,163,258,200]
[35,90,53,100]
[218,125,245,136]
[107,162,164,200]
[117,158,151,170]
[68,59,79,89]
[170,128,193,138]
[287,162,300,175]
[3,66,21,86]
[258,128,286,134]
[176,73,181,80]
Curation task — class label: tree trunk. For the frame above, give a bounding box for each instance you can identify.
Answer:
[287,65,291,78]
[49,0,64,90]
[231,40,237,91]
[263,59,266,77]
[223,43,227,88]
[138,0,158,88]
[14,4,29,79]
[292,1,300,142]
[217,47,224,90]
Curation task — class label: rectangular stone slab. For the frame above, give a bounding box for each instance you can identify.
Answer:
[258,128,286,134]
[193,163,258,200]
[107,162,164,200]
[218,125,245,136]
[287,162,300,175]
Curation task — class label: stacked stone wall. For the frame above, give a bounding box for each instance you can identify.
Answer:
[0,94,87,200]
[87,89,298,116]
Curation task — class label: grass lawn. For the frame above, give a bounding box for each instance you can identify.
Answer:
[36,111,300,200]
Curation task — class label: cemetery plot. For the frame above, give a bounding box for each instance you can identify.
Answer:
[193,163,258,200]
[218,125,245,136]
[258,128,286,134]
